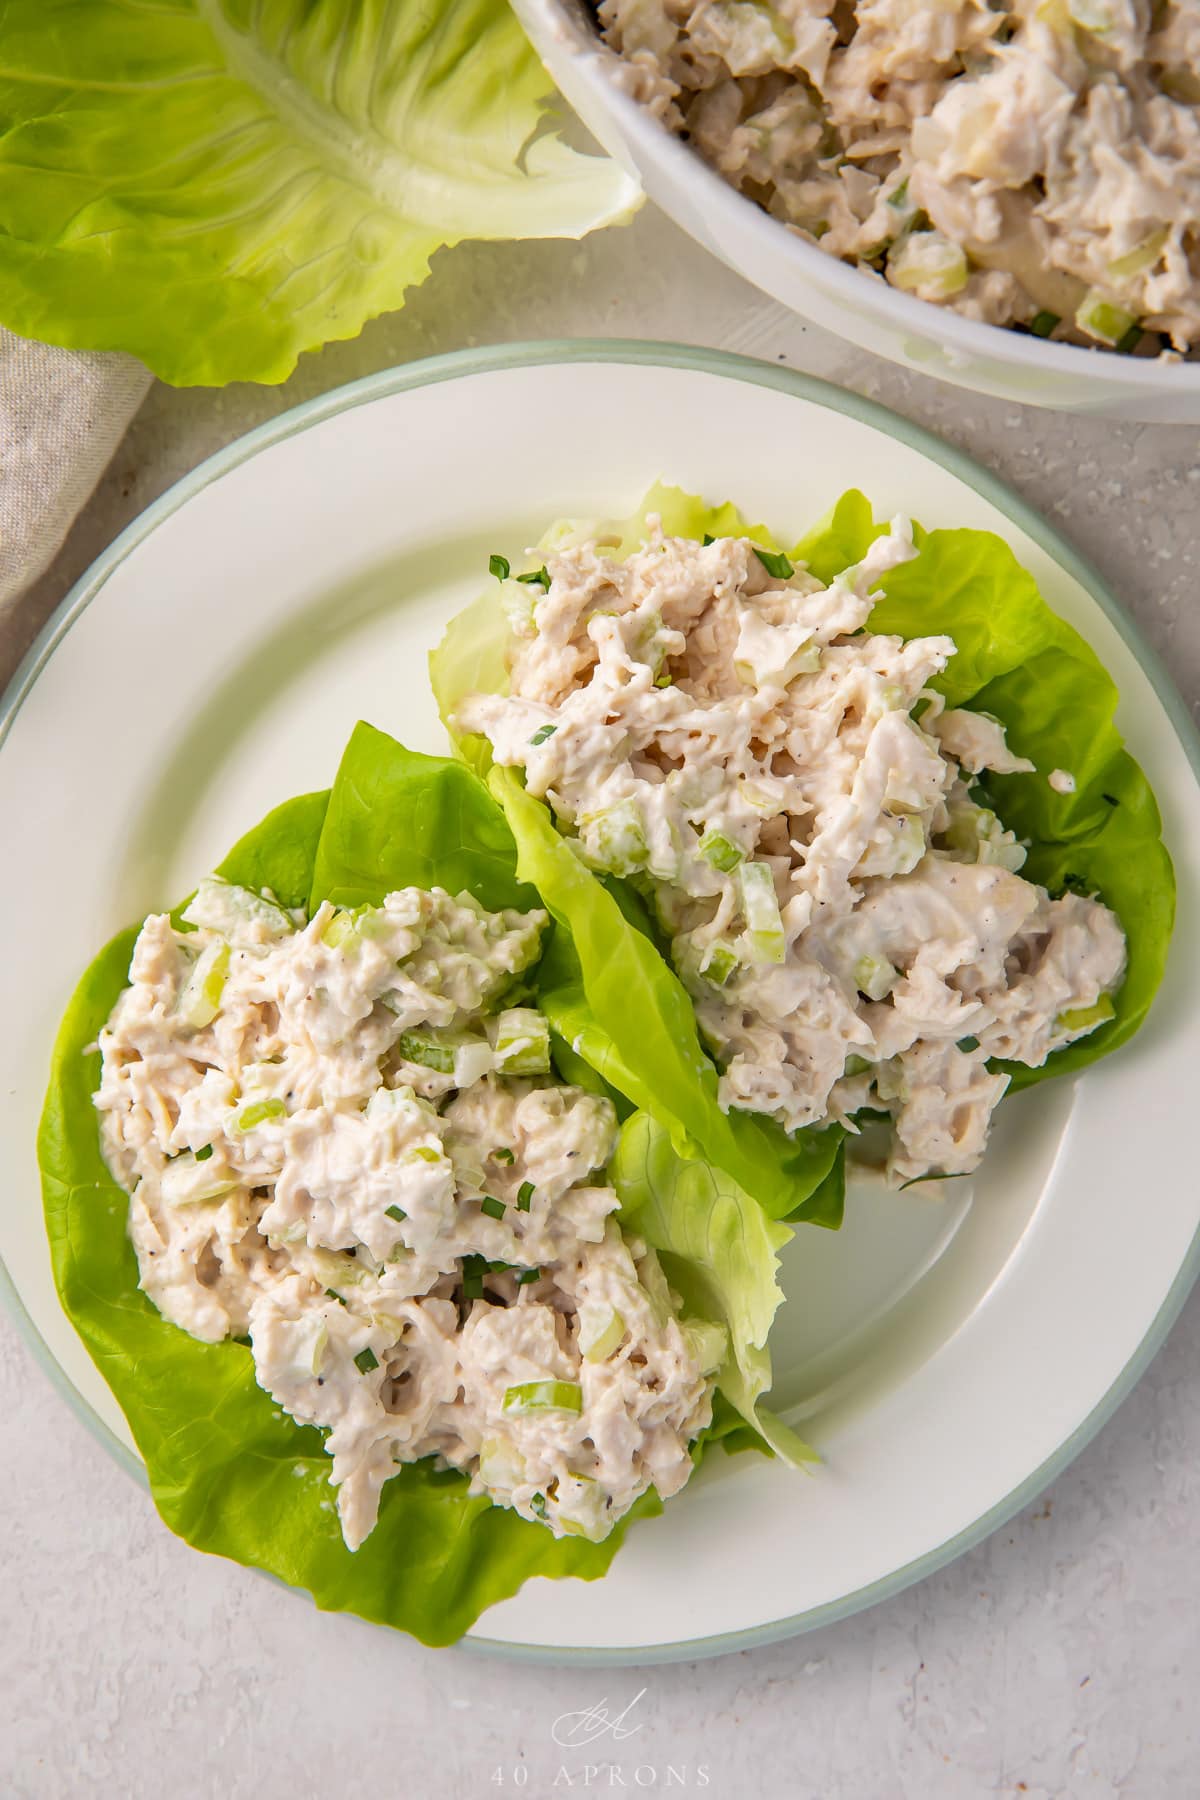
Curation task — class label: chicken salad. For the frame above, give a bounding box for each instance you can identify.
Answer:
[454,513,1128,1183]
[596,0,1200,354]
[95,875,717,1552]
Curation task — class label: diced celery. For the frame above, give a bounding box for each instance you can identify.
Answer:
[700,942,740,987]
[738,862,786,965]
[453,1040,495,1087]
[178,940,230,1030]
[633,608,667,678]
[1055,995,1116,1034]
[853,954,898,1002]
[578,796,648,877]
[502,1380,583,1417]
[497,578,537,634]
[1107,228,1168,282]
[843,1053,872,1077]
[478,1437,525,1492]
[1075,290,1137,347]
[160,1153,239,1207]
[681,1319,728,1376]
[181,878,295,939]
[397,1031,456,1074]
[321,908,359,950]
[890,231,969,299]
[234,1097,287,1131]
[699,828,744,873]
[1066,0,1118,31]
[492,1007,551,1074]
[739,777,783,815]
[579,1307,626,1363]
[309,1320,329,1377]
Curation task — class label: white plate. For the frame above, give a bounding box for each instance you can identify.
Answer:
[2,343,1198,1663]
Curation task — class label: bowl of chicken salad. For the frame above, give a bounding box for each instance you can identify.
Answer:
[511,0,1200,417]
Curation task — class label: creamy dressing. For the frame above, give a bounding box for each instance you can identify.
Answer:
[457,523,1126,1182]
[96,880,713,1550]
[598,0,1200,352]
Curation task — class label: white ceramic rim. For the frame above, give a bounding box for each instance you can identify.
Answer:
[2,339,1197,1667]
[523,0,1200,401]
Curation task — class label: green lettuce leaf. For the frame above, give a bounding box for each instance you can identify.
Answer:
[488,766,844,1224]
[432,484,1174,1167]
[0,0,638,385]
[611,1113,813,1465]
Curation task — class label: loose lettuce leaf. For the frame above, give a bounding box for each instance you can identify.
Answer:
[39,787,648,1647]
[433,484,1174,1163]
[0,0,638,385]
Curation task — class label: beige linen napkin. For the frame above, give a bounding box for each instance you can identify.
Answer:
[0,327,151,664]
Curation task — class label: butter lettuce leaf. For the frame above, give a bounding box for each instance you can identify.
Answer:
[613,1113,814,1466]
[0,0,638,385]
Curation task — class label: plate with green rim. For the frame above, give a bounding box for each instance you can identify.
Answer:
[2,340,1198,1663]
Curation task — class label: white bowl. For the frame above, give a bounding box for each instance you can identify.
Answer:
[516,0,1200,421]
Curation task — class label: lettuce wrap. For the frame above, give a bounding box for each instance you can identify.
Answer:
[430,485,1175,1185]
[39,726,795,1645]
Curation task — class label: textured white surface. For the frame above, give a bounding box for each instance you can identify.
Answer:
[3,205,1199,1795]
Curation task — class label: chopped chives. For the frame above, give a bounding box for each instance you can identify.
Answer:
[517,1181,535,1212]
[517,1266,541,1286]
[753,546,795,580]
[325,1288,346,1306]
[480,1195,506,1220]
[529,724,557,746]
[1030,310,1060,338]
[461,1253,488,1298]
[195,1143,214,1162]
[492,1147,515,1164]
[488,1258,512,1272]
[353,1347,379,1374]
[702,533,716,546]
[1114,322,1143,355]
[489,553,511,581]
[956,1035,980,1053]
[385,1204,407,1222]
[516,566,550,589]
